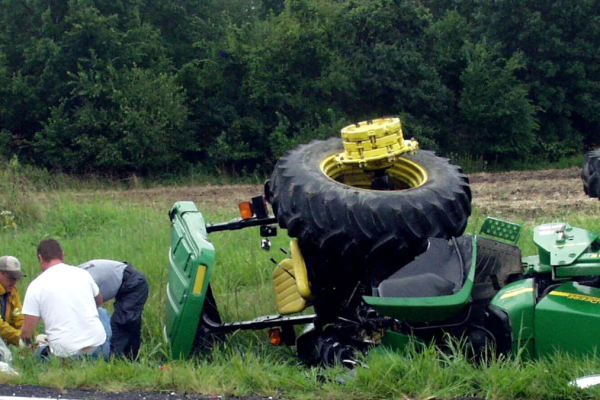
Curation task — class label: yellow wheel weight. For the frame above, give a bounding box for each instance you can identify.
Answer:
[335,117,419,170]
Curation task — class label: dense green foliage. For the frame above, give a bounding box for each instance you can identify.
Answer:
[1,0,599,175]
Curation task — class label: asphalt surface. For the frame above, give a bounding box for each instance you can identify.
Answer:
[0,385,237,400]
[0,385,488,400]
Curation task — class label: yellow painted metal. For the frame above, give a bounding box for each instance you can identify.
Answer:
[192,264,207,295]
[320,153,428,190]
[499,287,534,300]
[336,117,419,169]
[273,259,307,314]
[291,240,314,300]
[271,239,314,314]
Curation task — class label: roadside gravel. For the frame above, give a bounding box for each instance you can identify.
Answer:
[0,384,237,400]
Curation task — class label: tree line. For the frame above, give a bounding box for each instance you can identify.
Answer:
[1,0,599,176]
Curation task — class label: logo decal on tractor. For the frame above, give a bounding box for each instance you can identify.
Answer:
[550,291,600,304]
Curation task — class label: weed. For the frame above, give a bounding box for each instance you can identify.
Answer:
[1,211,16,230]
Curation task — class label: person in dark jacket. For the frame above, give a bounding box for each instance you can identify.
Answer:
[79,259,149,359]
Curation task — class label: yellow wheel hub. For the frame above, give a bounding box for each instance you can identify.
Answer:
[335,117,419,169]
[321,154,427,190]
[321,117,426,191]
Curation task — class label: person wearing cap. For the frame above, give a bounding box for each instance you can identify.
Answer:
[21,239,111,359]
[0,255,26,347]
[78,259,148,359]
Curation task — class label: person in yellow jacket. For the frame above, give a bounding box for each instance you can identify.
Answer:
[0,255,26,346]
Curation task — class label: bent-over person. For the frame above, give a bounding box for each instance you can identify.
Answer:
[79,259,148,359]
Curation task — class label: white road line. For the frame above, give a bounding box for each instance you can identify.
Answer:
[0,397,82,400]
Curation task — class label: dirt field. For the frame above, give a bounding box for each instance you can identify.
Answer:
[82,166,599,221]
[469,166,599,219]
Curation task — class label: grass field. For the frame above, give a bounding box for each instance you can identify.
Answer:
[2,165,600,399]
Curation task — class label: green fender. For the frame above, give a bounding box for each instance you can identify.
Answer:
[535,282,600,358]
[165,201,215,359]
[490,278,536,359]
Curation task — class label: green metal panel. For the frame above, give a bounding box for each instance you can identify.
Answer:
[554,263,600,278]
[490,278,536,359]
[522,254,551,275]
[363,236,476,323]
[533,223,598,267]
[381,330,412,351]
[165,201,215,359]
[535,282,600,358]
[480,217,522,245]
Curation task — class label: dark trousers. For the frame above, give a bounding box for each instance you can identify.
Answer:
[111,264,149,359]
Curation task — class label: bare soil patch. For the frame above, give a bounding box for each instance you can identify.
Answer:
[71,167,600,220]
[470,167,599,219]
[72,184,262,211]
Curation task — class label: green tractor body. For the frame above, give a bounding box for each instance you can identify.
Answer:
[489,223,600,360]
[163,135,600,366]
[165,201,215,359]
[491,279,600,360]
[165,198,600,365]
[490,278,536,357]
[525,223,600,276]
[165,200,317,360]
[534,281,600,357]
[370,220,600,360]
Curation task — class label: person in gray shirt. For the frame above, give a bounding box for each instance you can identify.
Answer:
[79,259,148,359]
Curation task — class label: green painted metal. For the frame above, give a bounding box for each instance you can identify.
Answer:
[525,223,600,278]
[490,278,536,359]
[522,254,551,275]
[554,263,600,278]
[166,201,215,359]
[533,223,598,267]
[363,236,476,323]
[480,217,522,245]
[535,282,600,357]
[381,330,412,351]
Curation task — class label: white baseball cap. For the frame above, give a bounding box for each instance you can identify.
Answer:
[0,256,26,279]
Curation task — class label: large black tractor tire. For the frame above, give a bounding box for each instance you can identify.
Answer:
[267,138,472,308]
[191,285,223,355]
[582,149,600,199]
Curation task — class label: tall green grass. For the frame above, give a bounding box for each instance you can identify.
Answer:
[3,165,600,399]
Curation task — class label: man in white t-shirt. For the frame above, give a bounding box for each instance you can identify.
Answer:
[21,239,111,358]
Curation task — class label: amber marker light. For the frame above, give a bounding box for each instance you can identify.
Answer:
[268,328,282,346]
[238,201,253,219]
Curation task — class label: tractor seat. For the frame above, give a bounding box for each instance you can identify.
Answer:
[273,240,314,314]
[378,236,473,298]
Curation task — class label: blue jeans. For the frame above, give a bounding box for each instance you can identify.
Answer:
[90,307,112,359]
[36,307,112,361]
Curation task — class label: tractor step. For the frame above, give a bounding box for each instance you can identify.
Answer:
[479,217,522,245]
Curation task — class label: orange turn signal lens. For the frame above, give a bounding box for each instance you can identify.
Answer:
[268,328,282,346]
[238,202,253,219]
